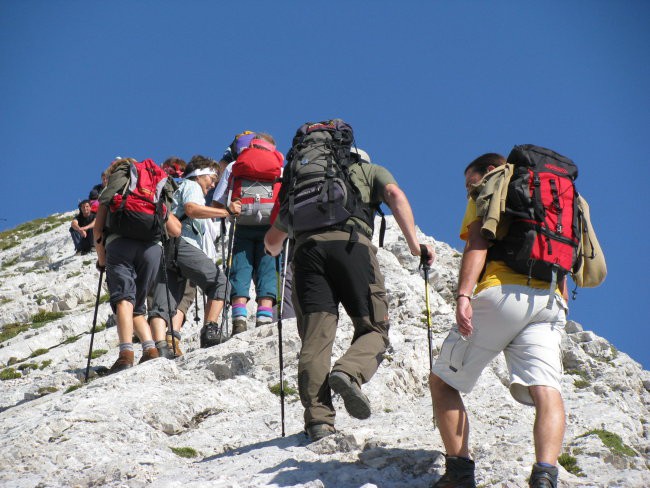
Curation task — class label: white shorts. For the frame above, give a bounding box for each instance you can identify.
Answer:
[432,285,567,405]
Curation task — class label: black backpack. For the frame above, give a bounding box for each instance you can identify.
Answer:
[488,144,580,286]
[278,119,378,241]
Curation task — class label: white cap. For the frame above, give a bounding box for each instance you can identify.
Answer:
[351,147,371,164]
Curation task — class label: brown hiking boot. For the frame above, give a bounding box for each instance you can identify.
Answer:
[138,347,159,364]
[166,333,183,357]
[109,350,134,374]
[329,371,371,420]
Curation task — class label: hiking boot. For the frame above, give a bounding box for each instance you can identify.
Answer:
[305,423,336,442]
[156,340,174,360]
[200,322,228,348]
[108,350,134,374]
[166,333,183,357]
[232,317,248,335]
[432,456,476,488]
[529,463,558,488]
[138,347,159,364]
[328,370,371,420]
[255,316,273,328]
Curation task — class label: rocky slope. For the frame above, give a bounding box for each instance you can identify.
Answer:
[0,213,648,487]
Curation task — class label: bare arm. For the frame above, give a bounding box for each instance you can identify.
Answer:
[165,213,182,238]
[93,205,108,269]
[455,219,489,336]
[185,201,240,219]
[383,183,435,266]
[264,225,288,257]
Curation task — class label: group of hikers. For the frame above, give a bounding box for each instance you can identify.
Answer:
[79,119,605,488]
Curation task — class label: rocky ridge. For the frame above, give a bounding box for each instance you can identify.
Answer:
[0,212,648,487]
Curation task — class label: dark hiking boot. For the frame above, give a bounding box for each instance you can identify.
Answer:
[200,322,228,348]
[232,317,247,335]
[166,333,183,357]
[138,347,159,364]
[305,423,336,442]
[156,340,174,360]
[432,456,476,488]
[328,371,371,420]
[108,350,134,374]
[529,463,558,488]
[255,316,272,328]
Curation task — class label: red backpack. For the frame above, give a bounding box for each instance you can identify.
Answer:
[228,144,283,226]
[488,145,580,287]
[108,159,169,241]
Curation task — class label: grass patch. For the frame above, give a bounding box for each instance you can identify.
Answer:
[0,322,30,342]
[67,271,82,279]
[0,215,69,251]
[99,293,110,304]
[17,362,38,371]
[65,384,82,394]
[64,335,81,344]
[170,447,198,458]
[269,381,298,397]
[573,379,591,389]
[94,322,106,332]
[578,429,636,457]
[38,386,58,396]
[0,256,19,269]
[30,348,49,358]
[89,349,108,359]
[0,297,11,305]
[0,368,22,380]
[39,360,52,370]
[31,310,65,325]
[82,260,93,266]
[558,453,583,476]
[7,357,20,366]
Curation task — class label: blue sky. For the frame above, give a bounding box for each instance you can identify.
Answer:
[1,1,648,368]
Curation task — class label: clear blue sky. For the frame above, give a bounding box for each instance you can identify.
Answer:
[1,1,648,368]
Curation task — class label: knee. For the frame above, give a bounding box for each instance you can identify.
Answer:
[529,385,564,409]
[429,373,456,399]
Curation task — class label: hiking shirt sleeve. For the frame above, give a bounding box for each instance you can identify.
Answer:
[211,162,234,206]
[459,199,479,241]
[174,180,207,249]
[369,165,397,203]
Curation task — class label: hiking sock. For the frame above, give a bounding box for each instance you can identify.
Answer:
[537,463,555,469]
[232,303,247,319]
[119,343,134,353]
[168,330,182,340]
[255,306,273,326]
[141,340,156,352]
[256,306,273,320]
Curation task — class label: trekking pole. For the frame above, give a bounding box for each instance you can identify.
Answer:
[276,238,290,437]
[85,269,105,382]
[160,237,177,358]
[194,286,201,324]
[419,244,434,372]
[218,217,237,341]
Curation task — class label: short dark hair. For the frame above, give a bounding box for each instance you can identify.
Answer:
[78,199,90,210]
[184,155,218,178]
[464,153,506,176]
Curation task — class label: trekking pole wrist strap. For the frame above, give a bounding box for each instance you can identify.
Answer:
[456,294,472,301]
[226,205,235,216]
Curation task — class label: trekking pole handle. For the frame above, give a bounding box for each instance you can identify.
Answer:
[419,244,430,270]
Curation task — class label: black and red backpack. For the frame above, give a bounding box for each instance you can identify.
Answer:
[488,144,580,285]
[107,159,169,241]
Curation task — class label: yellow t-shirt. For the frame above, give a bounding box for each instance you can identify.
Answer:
[460,199,558,294]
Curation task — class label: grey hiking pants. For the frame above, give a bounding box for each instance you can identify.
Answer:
[149,237,228,325]
[292,230,389,428]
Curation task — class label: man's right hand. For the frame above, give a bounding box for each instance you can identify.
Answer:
[455,297,473,337]
[229,200,242,216]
